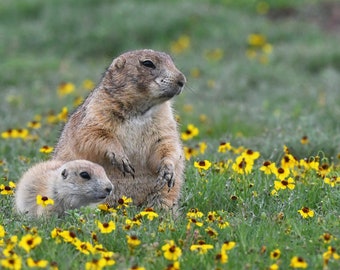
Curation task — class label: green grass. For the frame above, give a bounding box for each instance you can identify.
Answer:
[1,0,340,269]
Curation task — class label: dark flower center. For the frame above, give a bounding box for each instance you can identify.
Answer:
[169,246,176,253]
[27,239,33,246]
[199,161,206,166]
[281,180,288,186]
[238,159,246,169]
[302,207,309,213]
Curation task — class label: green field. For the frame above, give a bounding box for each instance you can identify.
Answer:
[1,0,340,269]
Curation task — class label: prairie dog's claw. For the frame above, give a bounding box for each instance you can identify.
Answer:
[155,162,175,191]
[109,153,135,178]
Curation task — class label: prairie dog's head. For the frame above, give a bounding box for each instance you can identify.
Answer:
[57,160,113,207]
[103,49,186,110]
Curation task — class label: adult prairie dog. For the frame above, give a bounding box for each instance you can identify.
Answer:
[53,49,186,212]
[15,159,113,217]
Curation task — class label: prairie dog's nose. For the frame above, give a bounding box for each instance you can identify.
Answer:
[177,73,186,88]
[105,183,113,195]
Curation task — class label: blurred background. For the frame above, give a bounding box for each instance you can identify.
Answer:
[1,0,340,164]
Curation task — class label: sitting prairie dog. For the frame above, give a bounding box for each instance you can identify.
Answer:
[15,159,113,217]
[53,49,186,212]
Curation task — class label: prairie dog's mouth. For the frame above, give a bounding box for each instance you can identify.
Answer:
[160,86,182,99]
[93,191,111,201]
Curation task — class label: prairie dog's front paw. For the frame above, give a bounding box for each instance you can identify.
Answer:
[108,152,135,177]
[156,161,175,191]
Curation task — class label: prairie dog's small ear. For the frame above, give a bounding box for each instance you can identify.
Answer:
[112,56,126,70]
[61,168,68,179]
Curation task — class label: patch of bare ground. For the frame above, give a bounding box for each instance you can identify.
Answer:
[267,1,340,35]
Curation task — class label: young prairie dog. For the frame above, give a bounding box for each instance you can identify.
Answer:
[15,160,113,217]
[53,49,186,212]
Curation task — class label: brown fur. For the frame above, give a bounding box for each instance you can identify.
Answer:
[53,49,186,212]
[15,160,113,217]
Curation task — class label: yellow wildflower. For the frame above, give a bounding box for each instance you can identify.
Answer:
[274,177,295,191]
[36,195,54,207]
[190,240,214,254]
[290,256,308,268]
[82,79,95,90]
[218,142,232,153]
[242,149,260,161]
[270,249,281,260]
[268,263,279,270]
[129,265,146,270]
[26,257,48,268]
[0,182,16,195]
[298,207,314,219]
[18,234,42,253]
[204,48,223,61]
[96,220,116,234]
[85,258,107,270]
[183,146,198,161]
[260,160,276,175]
[274,167,290,180]
[140,207,159,220]
[73,96,84,107]
[124,217,142,230]
[58,82,75,97]
[75,241,94,255]
[190,67,201,78]
[0,225,5,238]
[215,251,228,264]
[59,230,79,244]
[217,217,230,229]
[3,236,18,257]
[165,261,180,270]
[300,135,309,145]
[248,33,266,47]
[323,246,340,264]
[186,208,204,219]
[57,107,68,122]
[170,35,190,54]
[97,203,116,213]
[117,196,133,208]
[205,227,218,239]
[221,241,236,251]
[198,141,207,154]
[232,156,253,175]
[126,235,141,247]
[281,154,298,170]
[101,251,116,266]
[27,121,41,129]
[186,218,203,230]
[320,233,334,244]
[161,240,182,261]
[181,124,199,141]
[194,160,212,172]
[324,176,340,187]
[1,254,22,270]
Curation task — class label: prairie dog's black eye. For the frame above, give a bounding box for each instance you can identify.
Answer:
[141,60,156,69]
[61,169,68,179]
[79,171,91,180]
